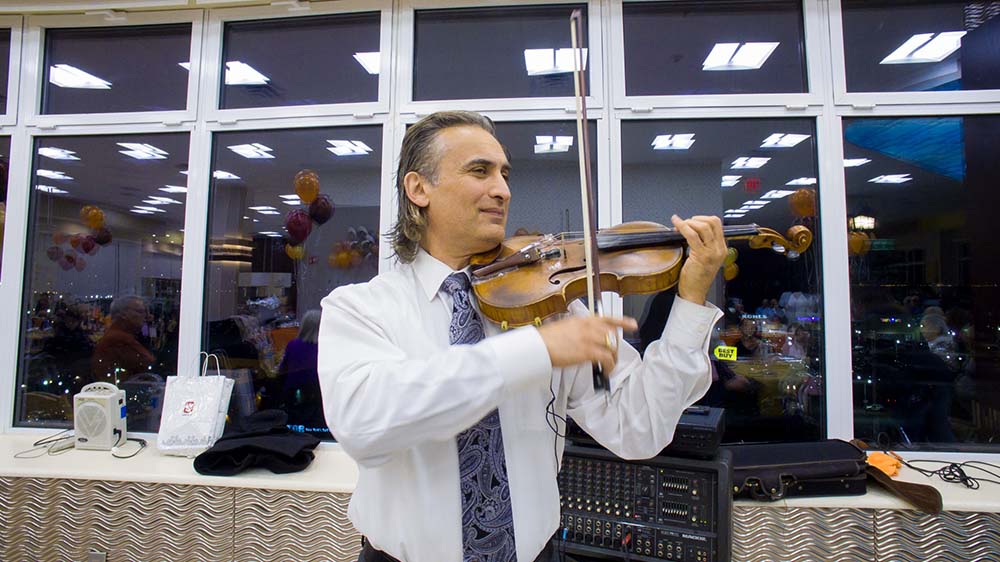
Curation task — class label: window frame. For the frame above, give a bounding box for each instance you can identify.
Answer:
[396,0,606,115]
[608,0,827,110]
[22,10,205,127]
[0,16,23,127]
[829,0,1000,107]
[202,0,393,124]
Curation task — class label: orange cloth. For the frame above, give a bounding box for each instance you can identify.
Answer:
[868,451,902,477]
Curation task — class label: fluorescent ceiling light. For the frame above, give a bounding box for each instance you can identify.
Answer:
[38,147,80,160]
[178,62,191,70]
[761,189,796,199]
[248,206,277,211]
[786,177,817,186]
[534,135,574,154]
[118,143,168,160]
[731,157,770,169]
[257,231,279,235]
[742,204,766,210]
[327,140,372,156]
[881,31,966,64]
[228,143,275,159]
[869,174,912,184]
[49,64,111,89]
[703,42,779,71]
[721,175,742,188]
[651,134,695,150]
[37,169,73,180]
[36,185,69,194]
[353,52,380,75]
[747,200,771,205]
[214,171,240,180]
[160,185,188,194]
[133,206,166,213]
[761,133,810,148]
[844,158,871,167]
[282,199,301,205]
[257,210,280,215]
[279,194,300,200]
[131,209,155,215]
[225,61,270,86]
[524,48,588,76]
[145,196,182,205]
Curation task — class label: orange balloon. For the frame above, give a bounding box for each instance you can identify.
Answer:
[789,188,817,218]
[848,231,871,256]
[84,208,105,230]
[294,170,320,205]
[335,251,352,269]
[79,205,98,222]
[69,233,82,249]
[723,262,739,281]
[285,243,305,260]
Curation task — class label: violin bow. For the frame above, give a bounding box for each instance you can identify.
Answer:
[570,10,609,392]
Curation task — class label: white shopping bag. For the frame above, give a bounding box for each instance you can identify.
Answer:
[157,352,235,458]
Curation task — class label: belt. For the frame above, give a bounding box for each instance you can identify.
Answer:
[360,536,554,562]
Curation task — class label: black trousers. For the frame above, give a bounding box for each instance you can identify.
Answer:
[358,536,556,562]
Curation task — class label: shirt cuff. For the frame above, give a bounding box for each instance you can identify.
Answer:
[484,326,552,395]
[663,296,724,351]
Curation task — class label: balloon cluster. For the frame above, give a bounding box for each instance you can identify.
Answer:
[46,205,114,272]
[284,170,335,261]
[723,247,739,281]
[328,226,377,269]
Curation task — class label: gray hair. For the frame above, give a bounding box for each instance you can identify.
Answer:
[109,295,145,321]
[389,111,499,263]
[297,310,322,344]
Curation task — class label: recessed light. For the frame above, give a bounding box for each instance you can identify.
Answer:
[353,52,380,75]
[881,32,966,64]
[327,140,372,156]
[786,177,817,186]
[36,185,69,194]
[118,143,168,160]
[869,174,911,184]
[228,143,275,159]
[761,133,810,148]
[248,206,277,211]
[534,135,574,154]
[225,61,269,86]
[160,185,188,194]
[844,158,871,167]
[37,169,74,180]
[731,157,770,169]
[523,48,587,76]
[761,189,796,199]
[722,175,742,188]
[703,42,779,71]
[651,134,695,150]
[49,64,111,89]
[38,147,80,160]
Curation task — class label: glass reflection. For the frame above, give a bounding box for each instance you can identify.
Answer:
[620,118,824,443]
[0,136,9,275]
[842,1,1000,93]
[847,116,1000,451]
[413,4,589,101]
[0,28,10,114]
[18,133,188,431]
[204,125,382,439]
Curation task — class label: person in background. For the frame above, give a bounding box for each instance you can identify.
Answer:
[281,310,323,428]
[91,295,155,382]
[42,303,94,393]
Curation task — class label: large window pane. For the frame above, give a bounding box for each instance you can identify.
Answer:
[42,24,191,114]
[623,1,807,96]
[0,28,10,114]
[620,118,824,443]
[847,115,1000,452]
[0,136,10,275]
[413,4,590,101]
[842,1,1000,93]
[17,133,189,431]
[203,125,382,440]
[493,120,598,236]
[220,13,380,110]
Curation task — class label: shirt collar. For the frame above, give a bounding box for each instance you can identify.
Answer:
[412,247,470,302]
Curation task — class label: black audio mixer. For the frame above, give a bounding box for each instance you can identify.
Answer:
[557,445,732,562]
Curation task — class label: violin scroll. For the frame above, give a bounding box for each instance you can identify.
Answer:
[746,225,812,257]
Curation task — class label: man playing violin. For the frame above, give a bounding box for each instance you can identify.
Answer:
[318,111,727,562]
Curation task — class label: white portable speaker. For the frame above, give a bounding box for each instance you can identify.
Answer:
[74,382,127,451]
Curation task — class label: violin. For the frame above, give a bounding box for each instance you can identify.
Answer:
[470,221,813,329]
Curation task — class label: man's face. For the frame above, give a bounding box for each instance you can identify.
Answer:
[417,125,511,256]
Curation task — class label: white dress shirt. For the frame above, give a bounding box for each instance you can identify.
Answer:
[318,248,722,562]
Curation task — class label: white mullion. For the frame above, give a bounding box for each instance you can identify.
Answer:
[837,102,1000,118]
[25,10,203,128]
[176,123,211,379]
[0,126,33,433]
[0,16,23,127]
[203,0,392,125]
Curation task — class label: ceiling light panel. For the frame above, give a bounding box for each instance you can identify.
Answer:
[651,134,696,150]
[524,48,588,76]
[38,147,80,160]
[49,64,111,89]
[327,140,372,156]
[118,143,168,160]
[881,31,966,64]
[786,177,817,186]
[37,169,74,180]
[731,157,770,169]
[353,52,380,75]
[761,133,810,148]
[703,42,779,71]
[869,174,912,184]
[225,61,270,85]
[228,143,275,159]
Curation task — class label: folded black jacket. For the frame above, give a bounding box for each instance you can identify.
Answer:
[193,409,321,476]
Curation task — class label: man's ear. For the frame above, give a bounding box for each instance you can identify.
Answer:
[403,171,431,209]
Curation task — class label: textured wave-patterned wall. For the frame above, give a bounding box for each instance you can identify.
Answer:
[876,510,1000,562]
[0,477,234,562]
[732,506,875,562]
[233,488,360,562]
